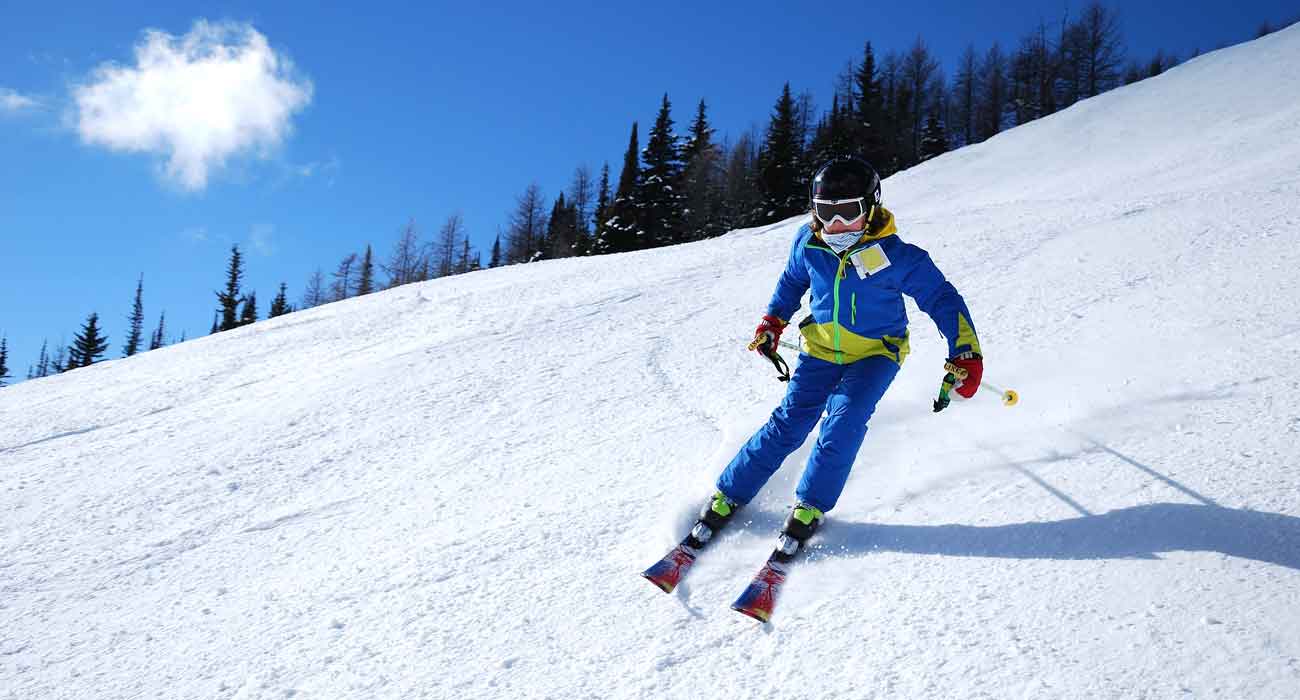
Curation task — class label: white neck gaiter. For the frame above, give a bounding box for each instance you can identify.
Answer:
[821,230,863,253]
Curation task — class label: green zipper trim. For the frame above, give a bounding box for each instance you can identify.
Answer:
[806,243,853,364]
[851,293,857,325]
[832,255,847,363]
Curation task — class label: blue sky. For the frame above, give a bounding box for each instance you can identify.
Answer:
[1,1,1295,378]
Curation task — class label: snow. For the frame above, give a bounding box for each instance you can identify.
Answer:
[4,24,1300,700]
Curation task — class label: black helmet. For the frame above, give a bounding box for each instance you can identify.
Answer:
[811,156,881,206]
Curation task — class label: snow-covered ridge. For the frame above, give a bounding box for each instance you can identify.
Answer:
[3,23,1300,700]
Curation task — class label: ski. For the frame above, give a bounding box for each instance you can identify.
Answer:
[642,492,739,594]
[730,553,795,623]
[641,538,702,594]
[731,504,823,622]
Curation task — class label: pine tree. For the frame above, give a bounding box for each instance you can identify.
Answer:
[681,99,726,241]
[0,337,10,386]
[240,291,258,326]
[546,193,578,258]
[807,96,833,166]
[71,313,110,368]
[215,245,244,332]
[269,283,291,317]
[149,312,167,350]
[976,43,1010,142]
[506,184,549,263]
[595,163,611,223]
[1013,22,1060,125]
[301,269,326,309]
[680,99,714,172]
[919,107,950,161]
[757,83,806,222]
[332,253,358,301]
[568,165,593,235]
[855,42,890,168]
[123,274,144,357]
[794,90,818,156]
[1122,60,1143,85]
[567,165,595,255]
[876,51,903,174]
[595,122,642,254]
[901,38,941,167]
[52,343,68,374]
[1146,50,1176,78]
[63,342,79,371]
[638,94,686,247]
[583,163,611,255]
[209,311,220,335]
[721,130,763,231]
[952,44,980,146]
[356,245,375,296]
[891,81,917,172]
[489,235,502,268]
[383,220,425,288]
[810,94,858,168]
[1072,2,1126,98]
[35,339,50,378]
[457,238,475,273]
[435,214,464,276]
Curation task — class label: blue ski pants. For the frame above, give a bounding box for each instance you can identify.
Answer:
[716,353,899,513]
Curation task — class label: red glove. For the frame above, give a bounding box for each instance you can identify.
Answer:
[748,314,788,353]
[949,354,983,399]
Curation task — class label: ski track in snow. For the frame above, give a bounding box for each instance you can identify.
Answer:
[4,24,1300,700]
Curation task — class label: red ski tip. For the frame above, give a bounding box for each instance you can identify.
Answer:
[642,571,677,594]
[641,545,697,594]
[730,562,786,622]
[731,603,772,623]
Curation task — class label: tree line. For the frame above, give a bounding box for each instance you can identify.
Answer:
[2,2,1248,386]
[499,2,1188,262]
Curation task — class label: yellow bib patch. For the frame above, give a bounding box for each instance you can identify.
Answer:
[852,244,891,278]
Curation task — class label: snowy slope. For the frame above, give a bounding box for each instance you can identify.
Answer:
[4,24,1300,700]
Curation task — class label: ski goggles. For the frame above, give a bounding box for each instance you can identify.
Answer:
[813,197,874,227]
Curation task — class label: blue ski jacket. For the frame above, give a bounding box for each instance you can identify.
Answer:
[767,208,980,365]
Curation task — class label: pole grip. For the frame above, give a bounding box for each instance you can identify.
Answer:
[939,361,1019,407]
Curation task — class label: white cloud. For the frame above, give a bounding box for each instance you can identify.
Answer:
[0,88,40,113]
[280,153,341,185]
[72,20,313,191]
[249,223,276,256]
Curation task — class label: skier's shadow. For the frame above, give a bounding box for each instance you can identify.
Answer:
[813,503,1300,570]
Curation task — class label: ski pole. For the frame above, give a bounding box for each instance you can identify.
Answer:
[934,360,1020,412]
[747,336,792,382]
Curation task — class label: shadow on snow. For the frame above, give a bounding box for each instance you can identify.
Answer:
[815,503,1300,570]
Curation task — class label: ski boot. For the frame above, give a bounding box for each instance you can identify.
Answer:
[686,490,739,548]
[773,502,824,562]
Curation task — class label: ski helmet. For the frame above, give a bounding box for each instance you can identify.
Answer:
[811,156,882,206]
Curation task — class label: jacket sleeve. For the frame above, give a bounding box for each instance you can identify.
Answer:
[897,244,982,358]
[765,227,811,322]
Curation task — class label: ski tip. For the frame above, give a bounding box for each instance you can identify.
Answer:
[641,571,677,594]
[641,545,696,595]
[731,604,771,623]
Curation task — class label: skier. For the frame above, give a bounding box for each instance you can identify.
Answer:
[684,155,984,567]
